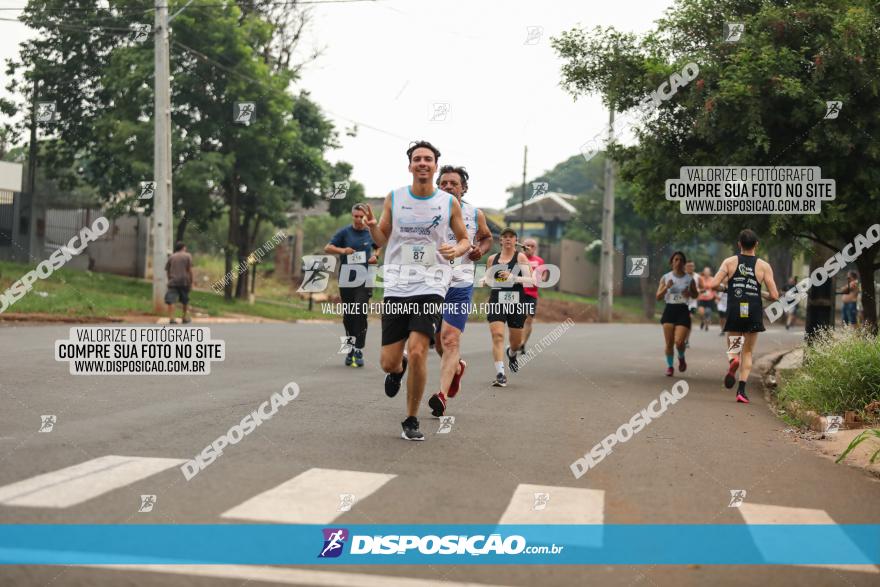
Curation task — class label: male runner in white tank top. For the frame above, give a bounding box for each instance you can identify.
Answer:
[361,141,470,440]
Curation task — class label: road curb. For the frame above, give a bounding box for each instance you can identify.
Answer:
[761,345,880,479]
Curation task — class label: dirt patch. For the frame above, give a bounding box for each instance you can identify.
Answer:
[533,298,628,323]
[0,313,125,324]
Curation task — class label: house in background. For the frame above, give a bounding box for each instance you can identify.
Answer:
[502,191,577,241]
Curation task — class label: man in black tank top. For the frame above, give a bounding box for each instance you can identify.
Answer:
[707,229,780,403]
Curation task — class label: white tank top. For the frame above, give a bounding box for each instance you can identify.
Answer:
[446,199,478,287]
[383,186,453,298]
[662,271,693,305]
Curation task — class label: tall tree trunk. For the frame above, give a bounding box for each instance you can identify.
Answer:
[855,248,879,334]
[225,179,239,301]
[234,211,253,299]
[639,232,656,320]
[175,213,188,243]
[768,246,793,290]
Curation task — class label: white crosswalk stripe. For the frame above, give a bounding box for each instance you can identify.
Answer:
[497,483,604,547]
[0,455,185,508]
[221,467,396,524]
[738,502,879,573]
[498,483,604,524]
[82,564,516,587]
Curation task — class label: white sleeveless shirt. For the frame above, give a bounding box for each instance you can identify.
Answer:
[383,186,453,298]
[662,271,694,305]
[446,199,478,288]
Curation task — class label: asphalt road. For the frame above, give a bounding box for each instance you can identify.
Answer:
[1,320,878,587]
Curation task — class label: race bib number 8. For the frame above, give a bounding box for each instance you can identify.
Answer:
[403,244,435,266]
[347,251,366,264]
[739,302,749,318]
[500,291,519,304]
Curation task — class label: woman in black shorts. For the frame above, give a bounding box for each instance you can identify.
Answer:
[483,228,533,387]
[657,251,698,377]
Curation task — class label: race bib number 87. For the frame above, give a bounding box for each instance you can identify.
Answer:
[403,244,435,267]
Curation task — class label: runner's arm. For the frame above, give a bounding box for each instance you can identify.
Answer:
[440,198,471,260]
[687,279,699,299]
[761,261,780,301]
[707,258,732,290]
[364,193,392,248]
[470,210,494,260]
[514,252,535,286]
[656,276,669,301]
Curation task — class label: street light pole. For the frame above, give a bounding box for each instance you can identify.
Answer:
[152,1,173,313]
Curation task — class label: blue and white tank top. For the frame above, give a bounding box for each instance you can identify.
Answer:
[383,186,452,298]
[446,199,478,287]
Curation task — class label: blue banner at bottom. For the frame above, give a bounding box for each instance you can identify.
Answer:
[0,525,878,565]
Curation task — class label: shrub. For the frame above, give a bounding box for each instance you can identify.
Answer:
[778,327,880,416]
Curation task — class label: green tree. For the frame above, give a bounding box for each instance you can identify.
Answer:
[5,1,357,300]
[554,0,880,331]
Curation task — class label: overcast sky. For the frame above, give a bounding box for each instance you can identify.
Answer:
[0,0,673,210]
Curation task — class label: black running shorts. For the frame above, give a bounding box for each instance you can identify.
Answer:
[381,294,444,345]
[660,304,691,328]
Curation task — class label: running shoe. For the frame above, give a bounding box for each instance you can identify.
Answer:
[507,347,519,373]
[447,359,467,398]
[345,349,354,367]
[353,348,364,368]
[736,390,750,404]
[384,355,408,398]
[182,316,192,324]
[678,356,687,373]
[400,416,424,441]
[724,357,740,389]
[428,392,447,417]
[169,319,178,324]
[492,373,508,387]
[665,366,674,377]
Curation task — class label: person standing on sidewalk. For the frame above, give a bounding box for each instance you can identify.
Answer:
[325,205,380,367]
[165,241,194,324]
[838,271,860,327]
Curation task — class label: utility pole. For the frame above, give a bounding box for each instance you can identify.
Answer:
[24,77,39,264]
[598,109,615,323]
[520,145,527,236]
[152,1,173,313]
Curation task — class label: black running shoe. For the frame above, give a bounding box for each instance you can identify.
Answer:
[506,347,519,373]
[492,373,507,387]
[384,355,408,397]
[400,416,424,441]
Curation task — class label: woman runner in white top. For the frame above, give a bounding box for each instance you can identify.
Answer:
[656,251,698,377]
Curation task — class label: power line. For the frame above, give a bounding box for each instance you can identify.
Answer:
[0,0,377,13]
